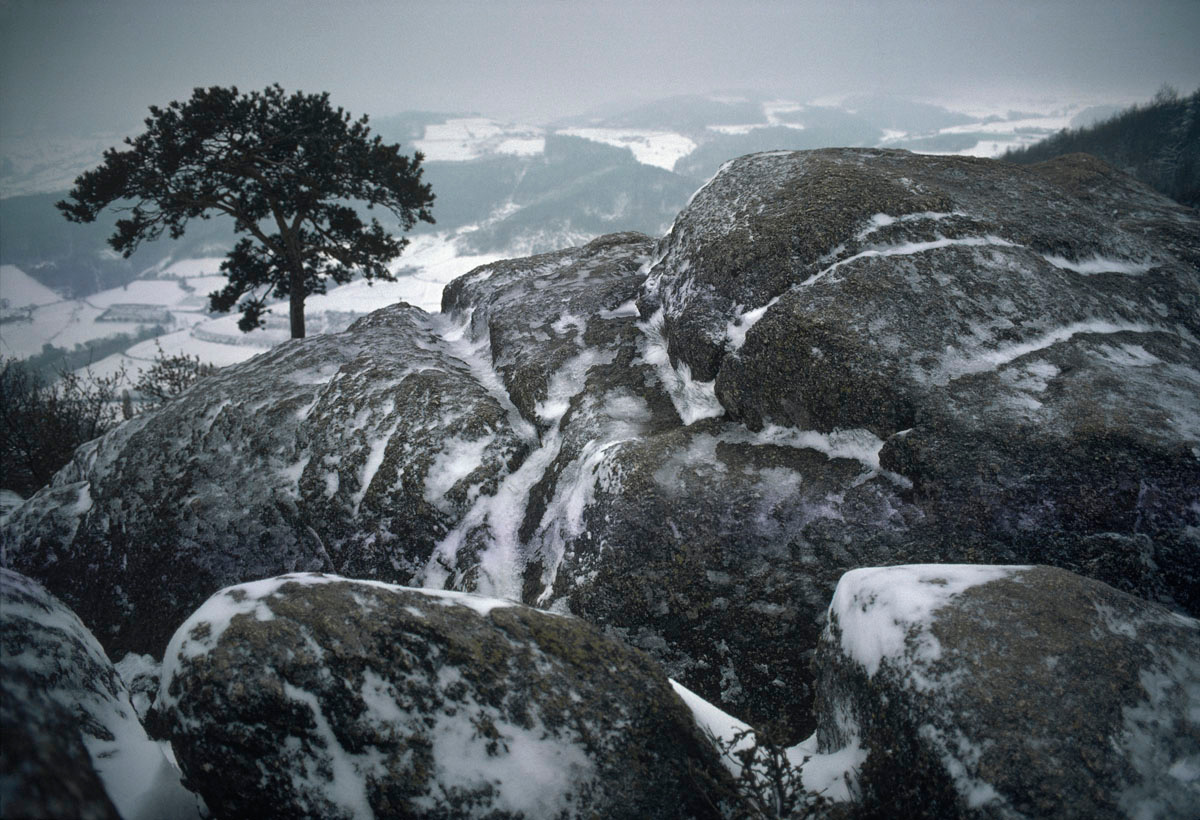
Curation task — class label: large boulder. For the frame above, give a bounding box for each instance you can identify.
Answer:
[156,573,728,819]
[642,148,1199,611]
[433,232,915,739]
[812,564,1200,818]
[0,568,201,820]
[2,301,531,656]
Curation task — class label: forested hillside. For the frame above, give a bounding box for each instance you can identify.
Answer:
[1003,86,1199,208]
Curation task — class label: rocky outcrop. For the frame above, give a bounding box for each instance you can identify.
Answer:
[642,149,1199,611]
[1,300,532,657]
[157,573,728,819]
[4,149,1198,743]
[0,568,201,820]
[811,564,1200,819]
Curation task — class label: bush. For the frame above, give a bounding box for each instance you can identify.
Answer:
[694,728,835,819]
[1,345,216,497]
[132,341,217,412]
[0,359,125,496]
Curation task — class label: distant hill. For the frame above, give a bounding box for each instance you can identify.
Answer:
[1003,87,1199,209]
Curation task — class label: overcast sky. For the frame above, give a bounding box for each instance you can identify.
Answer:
[2,0,1199,140]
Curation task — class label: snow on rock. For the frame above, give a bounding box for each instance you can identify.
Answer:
[2,301,530,660]
[5,148,1198,750]
[157,573,728,819]
[0,568,203,820]
[813,564,1200,818]
[830,564,1025,681]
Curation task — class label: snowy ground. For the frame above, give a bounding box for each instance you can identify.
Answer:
[1,232,507,387]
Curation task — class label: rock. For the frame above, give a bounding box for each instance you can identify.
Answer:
[434,232,915,739]
[156,573,728,819]
[644,148,1200,612]
[812,564,1200,818]
[0,568,202,820]
[4,149,1197,745]
[2,301,530,657]
[441,231,656,430]
[0,681,121,820]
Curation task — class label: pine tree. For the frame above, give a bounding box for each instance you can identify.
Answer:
[58,85,435,338]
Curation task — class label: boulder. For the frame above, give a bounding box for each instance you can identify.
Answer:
[156,573,728,819]
[812,564,1200,818]
[434,232,915,739]
[0,568,201,820]
[643,148,1199,612]
[0,680,120,820]
[2,301,530,657]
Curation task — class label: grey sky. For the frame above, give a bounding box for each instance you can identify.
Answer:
[2,0,1199,139]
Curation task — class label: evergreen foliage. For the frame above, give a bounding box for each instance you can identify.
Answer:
[1003,86,1199,208]
[57,85,436,338]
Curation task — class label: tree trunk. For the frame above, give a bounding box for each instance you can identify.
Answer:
[289,286,306,339]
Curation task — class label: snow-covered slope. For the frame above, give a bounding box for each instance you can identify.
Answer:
[0,264,62,309]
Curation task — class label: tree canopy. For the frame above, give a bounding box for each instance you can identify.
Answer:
[58,84,435,338]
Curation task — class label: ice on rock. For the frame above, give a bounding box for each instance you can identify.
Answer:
[637,308,724,424]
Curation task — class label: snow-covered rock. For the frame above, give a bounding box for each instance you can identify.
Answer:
[156,573,728,819]
[812,564,1200,818]
[4,148,1198,747]
[645,148,1200,611]
[2,301,530,658]
[0,568,202,820]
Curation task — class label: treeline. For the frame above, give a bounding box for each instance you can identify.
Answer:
[1003,86,1199,209]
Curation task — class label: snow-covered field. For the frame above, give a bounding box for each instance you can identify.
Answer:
[0,233,507,386]
[555,127,698,170]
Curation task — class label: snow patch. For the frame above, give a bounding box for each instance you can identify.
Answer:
[423,434,495,512]
[830,565,1025,684]
[936,320,1156,383]
[160,575,517,712]
[671,679,865,803]
[854,211,958,242]
[637,309,724,424]
[788,732,868,802]
[1042,254,1154,276]
[419,697,594,817]
[534,347,616,424]
[802,234,1020,289]
[0,264,62,308]
[555,127,697,170]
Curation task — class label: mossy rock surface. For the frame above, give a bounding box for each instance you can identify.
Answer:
[813,565,1200,819]
[158,574,729,819]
